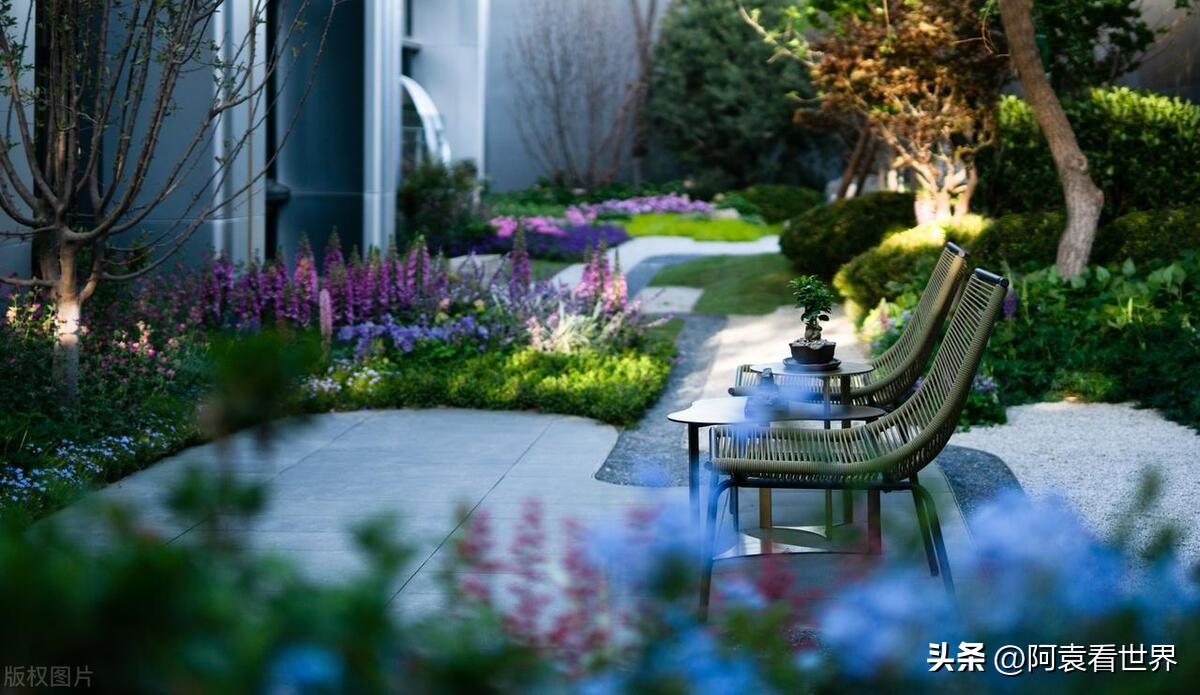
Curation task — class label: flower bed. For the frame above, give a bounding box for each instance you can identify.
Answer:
[480,194,713,260]
[0,239,672,520]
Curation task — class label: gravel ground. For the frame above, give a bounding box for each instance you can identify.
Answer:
[952,401,1200,561]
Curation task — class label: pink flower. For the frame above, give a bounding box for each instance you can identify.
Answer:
[318,288,333,342]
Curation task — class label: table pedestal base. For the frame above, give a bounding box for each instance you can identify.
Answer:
[717,523,869,559]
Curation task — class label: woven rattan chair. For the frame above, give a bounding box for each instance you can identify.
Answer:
[730,242,970,408]
[701,269,1009,613]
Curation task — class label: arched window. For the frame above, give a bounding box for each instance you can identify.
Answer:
[400,76,451,174]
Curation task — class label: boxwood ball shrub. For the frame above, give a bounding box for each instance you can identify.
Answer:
[833,215,988,318]
[980,88,1200,219]
[1093,206,1200,266]
[780,191,915,277]
[735,184,823,224]
[967,211,1065,270]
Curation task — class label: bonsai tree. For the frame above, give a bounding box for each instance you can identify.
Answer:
[789,275,834,344]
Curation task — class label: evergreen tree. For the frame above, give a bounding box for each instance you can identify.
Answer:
[647,0,817,191]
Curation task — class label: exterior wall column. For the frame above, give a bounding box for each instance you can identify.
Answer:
[362,0,404,251]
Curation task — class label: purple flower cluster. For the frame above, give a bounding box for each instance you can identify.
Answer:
[199,237,452,331]
[575,193,713,217]
[336,314,494,358]
[486,216,629,262]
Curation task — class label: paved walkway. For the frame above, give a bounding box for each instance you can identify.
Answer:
[54,410,684,610]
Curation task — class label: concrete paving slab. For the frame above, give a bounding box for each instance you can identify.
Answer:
[634,286,703,314]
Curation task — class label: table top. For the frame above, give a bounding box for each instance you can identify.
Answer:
[668,397,885,427]
[748,360,874,379]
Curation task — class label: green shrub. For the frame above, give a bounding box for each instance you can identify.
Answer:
[969,212,1065,269]
[307,345,673,427]
[980,88,1200,219]
[397,160,490,254]
[711,191,762,217]
[734,185,823,224]
[1094,206,1200,266]
[648,0,820,190]
[860,252,1200,431]
[833,215,988,318]
[988,256,1200,428]
[780,192,915,278]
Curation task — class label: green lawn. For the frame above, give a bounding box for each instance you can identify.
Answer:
[622,214,777,242]
[650,254,796,315]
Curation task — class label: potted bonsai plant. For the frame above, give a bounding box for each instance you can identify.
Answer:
[788,275,836,365]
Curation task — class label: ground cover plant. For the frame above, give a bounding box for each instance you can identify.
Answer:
[780,192,915,277]
[649,254,795,314]
[861,252,1200,431]
[0,238,672,521]
[623,214,774,242]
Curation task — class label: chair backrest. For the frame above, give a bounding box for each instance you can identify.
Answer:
[867,268,1008,480]
[864,242,970,405]
[730,242,970,403]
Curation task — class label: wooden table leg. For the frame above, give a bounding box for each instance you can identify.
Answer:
[759,489,772,529]
[688,424,700,525]
[868,490,882,554]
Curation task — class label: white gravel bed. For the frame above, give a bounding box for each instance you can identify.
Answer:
[952,401,1200,561]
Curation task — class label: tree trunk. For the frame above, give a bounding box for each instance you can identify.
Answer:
[997,0,1103,277]
[836,126,870,200]
[853,134,879,196]
[53,291,82,404]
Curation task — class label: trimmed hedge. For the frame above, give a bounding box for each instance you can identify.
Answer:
[1093,206,1200,266]
[736,184,823,224]
[835,206,1200,320]
[967,212,1065,269]
[780,192,915,278]
[980,88,1200,219]
[833,216,989,318]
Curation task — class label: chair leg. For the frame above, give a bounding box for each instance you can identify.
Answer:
[912,484,955,595]
[910,477,938,576]
[700,477,731,620]
[728,484,740,531]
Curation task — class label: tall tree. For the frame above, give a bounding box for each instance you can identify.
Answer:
[997,0,1103,277]
[745,0,1007,222]
[651,0,816,191]
[624,0,661,188]
[509,0,638,187]
[0,0,333,400]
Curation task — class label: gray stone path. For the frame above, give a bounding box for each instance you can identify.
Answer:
[55,409,688,607]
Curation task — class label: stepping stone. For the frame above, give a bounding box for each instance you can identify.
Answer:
[635,286,703,314]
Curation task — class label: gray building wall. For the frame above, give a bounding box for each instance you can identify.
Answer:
[0,0,34,279]
[484,0,658,192]
[407,0,487,171]
[1123,1,1200,102]
[268,0,401,263]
